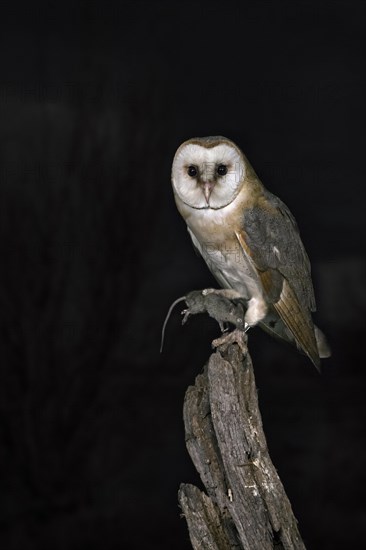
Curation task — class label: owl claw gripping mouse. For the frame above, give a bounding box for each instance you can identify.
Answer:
[171,136,330,370]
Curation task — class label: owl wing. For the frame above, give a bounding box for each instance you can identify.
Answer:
[236,190,320,367]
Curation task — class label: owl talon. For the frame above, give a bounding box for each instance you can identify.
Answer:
[212,328,248,354]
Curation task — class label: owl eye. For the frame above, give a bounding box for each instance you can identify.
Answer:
[187,165,198,177]
[217,164,228,176]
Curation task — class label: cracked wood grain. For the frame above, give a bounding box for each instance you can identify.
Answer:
[179,333,306,550]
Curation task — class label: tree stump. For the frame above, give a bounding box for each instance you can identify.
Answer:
[178,333,306,549]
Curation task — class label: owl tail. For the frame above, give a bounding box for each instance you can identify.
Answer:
[314,325,331,359]
[260,311,331,368]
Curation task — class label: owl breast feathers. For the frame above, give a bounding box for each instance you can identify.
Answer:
[171,136,330,369]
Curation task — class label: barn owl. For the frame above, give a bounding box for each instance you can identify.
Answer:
[171,136,330,369]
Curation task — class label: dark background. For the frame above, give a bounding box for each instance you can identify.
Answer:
[0,1,365,549]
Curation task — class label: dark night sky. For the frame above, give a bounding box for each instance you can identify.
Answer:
[0,1,365,549]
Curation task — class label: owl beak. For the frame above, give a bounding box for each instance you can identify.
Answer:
[202,181,215,204]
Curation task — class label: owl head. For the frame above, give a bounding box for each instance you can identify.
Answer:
[171,136,247,210]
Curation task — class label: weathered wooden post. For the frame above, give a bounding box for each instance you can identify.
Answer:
[176,292,306,550]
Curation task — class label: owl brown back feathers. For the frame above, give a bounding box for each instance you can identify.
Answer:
[171,136,330,369]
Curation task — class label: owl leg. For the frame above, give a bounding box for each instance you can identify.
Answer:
[244,296,268,327]
[212,328,248,354]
